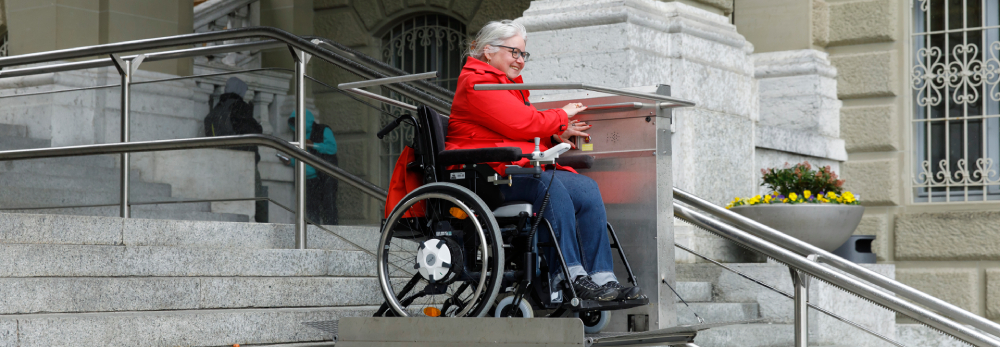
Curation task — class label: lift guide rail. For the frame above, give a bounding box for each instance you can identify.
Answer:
[334,317,755,347]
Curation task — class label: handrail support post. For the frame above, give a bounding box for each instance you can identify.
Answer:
[110,54,144,219]
[292,47,309,249]
[790,267,811,347]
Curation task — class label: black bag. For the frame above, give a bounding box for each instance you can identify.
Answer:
[205,92,263,162]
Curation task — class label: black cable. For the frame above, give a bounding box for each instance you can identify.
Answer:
[526,167,558,259]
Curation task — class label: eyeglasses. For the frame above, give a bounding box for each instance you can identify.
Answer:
[494,45,531,61]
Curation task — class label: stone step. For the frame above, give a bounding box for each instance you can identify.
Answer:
[0,213,378,250]
[0,123,27,137]
[0,244,376,277]
[0,159,142,179]
[0,186,172,209]
[0,276,383,314]
[0,306,375,347]
[0,172,172,194]
[3,206,248,223]
[6,155,120,169]
[676,281,712,302]
[676,303,759,325]
[693,323,794,347]
[896,323,968,347]
[0,136,49,150]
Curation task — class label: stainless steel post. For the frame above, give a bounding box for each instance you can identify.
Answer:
[293,48,308,249]
[790,268,810,347]
[110,54,143,218]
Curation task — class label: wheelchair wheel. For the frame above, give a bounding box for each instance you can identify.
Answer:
[574,311,610,334]
[494,296,534,318]
[377,182,504,317]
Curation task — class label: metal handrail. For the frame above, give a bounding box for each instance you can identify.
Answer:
[674,199,1000,346]
[0,26,452,115]
[0,134,388,201]
[674,187,1000,339]
[673,242,906,347]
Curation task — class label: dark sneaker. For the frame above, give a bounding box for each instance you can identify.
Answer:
[603,281,643,300]
[572,276,617,301]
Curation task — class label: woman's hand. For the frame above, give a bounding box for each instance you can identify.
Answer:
[561,102,587,117]
[556,119,591,149]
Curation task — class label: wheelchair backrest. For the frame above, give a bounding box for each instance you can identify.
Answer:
[414,105,449,183]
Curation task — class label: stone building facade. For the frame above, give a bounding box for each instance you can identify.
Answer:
[0,0,997,330]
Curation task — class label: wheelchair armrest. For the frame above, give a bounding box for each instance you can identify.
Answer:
[556,155,594,170]
[436,147,523,167]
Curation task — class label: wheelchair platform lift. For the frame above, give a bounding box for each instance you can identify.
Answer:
[333,76,756,346]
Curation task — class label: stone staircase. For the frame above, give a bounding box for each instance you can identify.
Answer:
[0,212,383,346]
[0,122,248,222]
[675,263,897,347]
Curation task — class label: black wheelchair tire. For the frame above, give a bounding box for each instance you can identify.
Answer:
[377,182,504,317]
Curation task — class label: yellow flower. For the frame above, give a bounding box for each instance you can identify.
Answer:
[818,196,828,203]
[843,191,856,203]
[804,190,812,199]
[782,198,789,203]
[734,197,741,202]
[826,191,837,199]
[763,195,772,203]
[789,192,798,201]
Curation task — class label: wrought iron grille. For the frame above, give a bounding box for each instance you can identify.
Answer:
[911,0,1000,202]
[377,14,465,188]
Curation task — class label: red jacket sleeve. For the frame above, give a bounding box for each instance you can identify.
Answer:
[461,73,568,141]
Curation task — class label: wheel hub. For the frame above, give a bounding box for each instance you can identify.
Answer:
[416,238,460,283]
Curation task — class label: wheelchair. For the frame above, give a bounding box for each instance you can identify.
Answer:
[374,105,647,332]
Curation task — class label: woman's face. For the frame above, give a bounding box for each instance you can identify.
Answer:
[484,35,526,79]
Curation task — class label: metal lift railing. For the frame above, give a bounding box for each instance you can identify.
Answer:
[0,25,997,347]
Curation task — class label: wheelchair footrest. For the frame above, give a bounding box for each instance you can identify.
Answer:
[571,296,649,312]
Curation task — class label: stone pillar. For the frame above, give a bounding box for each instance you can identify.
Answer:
[518,0,757,330]
[5,0,193,76]
[752,49,846,193]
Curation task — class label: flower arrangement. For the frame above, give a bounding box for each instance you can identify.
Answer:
[726,162,859,209]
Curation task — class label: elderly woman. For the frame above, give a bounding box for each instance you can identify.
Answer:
[446,20,642,302]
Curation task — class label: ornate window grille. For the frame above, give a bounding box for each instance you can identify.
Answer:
[377,14,466,187]
[911,0,1000,202]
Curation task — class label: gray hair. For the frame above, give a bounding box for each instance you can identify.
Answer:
[467,20,527,60]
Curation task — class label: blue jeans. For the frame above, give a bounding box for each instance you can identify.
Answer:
[498,170,617,285]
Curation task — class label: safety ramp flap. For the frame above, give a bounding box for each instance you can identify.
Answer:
[587,320,762,347]
[332,317,757,347]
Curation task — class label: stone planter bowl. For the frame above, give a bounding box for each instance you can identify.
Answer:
[728,204,865,252]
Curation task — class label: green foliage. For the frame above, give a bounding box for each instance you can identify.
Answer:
[760,162,845,197]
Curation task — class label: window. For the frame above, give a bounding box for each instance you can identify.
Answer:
[912,0,1000,202]
[377,14,466,188]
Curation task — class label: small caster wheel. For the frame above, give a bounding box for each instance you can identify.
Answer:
[494,296,534,318]
[574,310,609,334]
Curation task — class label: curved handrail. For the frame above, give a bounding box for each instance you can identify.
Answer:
[0,26,453,115]
[674,203,1000,347]
[673,187,1000,339]
[0,134,388,202]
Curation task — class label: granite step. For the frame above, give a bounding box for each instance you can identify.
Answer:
[0,136,49,150]
[1,155,120,169]
[676,302,759,325]
[0,172,172,194]
[0,276,383,314]
[0,306,375,347]
[0,159,142,179]
[676,281,713,302]
[0,123,27,138]
[0,213,378,251]
[693,323,794,347]
[0,244,377,277]
[0,186,173,209]
[4,206,247,222]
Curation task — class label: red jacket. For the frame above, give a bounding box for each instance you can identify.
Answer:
[446,57,576,176]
